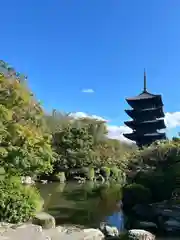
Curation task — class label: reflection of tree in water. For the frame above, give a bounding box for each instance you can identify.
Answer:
[63,183,122,226]
[37,183,67,210]
[38,182,122,227]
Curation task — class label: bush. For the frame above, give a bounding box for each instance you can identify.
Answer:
[110,166,119,180]
[122,183,152,210]
[87,167,95,181]
[134,170,174,202]
[0,176,42,223]
[55,172,66,183]
[118,171,127,185]
[101,167,110,180]
[82,167,95,181]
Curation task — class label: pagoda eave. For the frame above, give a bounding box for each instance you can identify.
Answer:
[124,119,166,130]
[125,107,165,119]
[123,132,166,142]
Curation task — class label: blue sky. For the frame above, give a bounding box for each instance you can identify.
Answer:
[0,0,180,138]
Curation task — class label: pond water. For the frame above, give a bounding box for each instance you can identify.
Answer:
[37,181,172,239]
[37,181,124,229]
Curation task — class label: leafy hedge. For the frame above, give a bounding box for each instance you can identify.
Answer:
[0,176,42,223]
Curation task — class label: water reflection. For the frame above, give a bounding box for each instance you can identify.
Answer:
[106,201,124,231]
[37,182,123,227]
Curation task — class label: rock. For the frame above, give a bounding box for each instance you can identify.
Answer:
[100,223,119,237]
[0,222,15,232]
[1,224,47,240]
[40,180,48,184]
[0,224,105,240]
[32,212,56,229]
[134,221,158,230]
[16,224,43,232]
[127,229,155,240]
[44,227,104,240]
[43,227,66,240]
[21,176,35,185]
[132,204,156,221]
[83,228,105,239]
[163,219,180,232]
[105,226,119,237]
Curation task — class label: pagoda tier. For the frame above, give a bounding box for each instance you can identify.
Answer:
[123,132,166,142]
[124,119,166,132]
[125,107,165,120]
[123,70,166,147]
[126,92,163,110]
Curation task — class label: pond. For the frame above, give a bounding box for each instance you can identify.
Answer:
[37,181,124,229]
[37,181,171,239]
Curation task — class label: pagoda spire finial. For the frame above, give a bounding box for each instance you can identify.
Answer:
[144,69,147,92]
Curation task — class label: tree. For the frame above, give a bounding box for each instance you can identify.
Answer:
[0,74,55,175]
[93,138,134,169]
[44,110,73,133]
[52,125,94,170]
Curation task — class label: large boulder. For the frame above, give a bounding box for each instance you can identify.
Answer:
[100,223,119,237]
[126,229,155,240]
[0,224,47,240]
[83,228,105,239]
[32,212,56,229]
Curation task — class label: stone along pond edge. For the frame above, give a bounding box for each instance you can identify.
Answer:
[0,211,155,240]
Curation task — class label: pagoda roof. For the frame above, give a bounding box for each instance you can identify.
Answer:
[126,90,162,101]
[124,119,166,130]
[123,132,166,141]
[125,107,165,118]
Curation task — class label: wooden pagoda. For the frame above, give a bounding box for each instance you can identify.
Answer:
[123,71,166,147]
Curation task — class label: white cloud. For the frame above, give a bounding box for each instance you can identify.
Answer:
[70,111,180,143]
[107,125,132,143]
[70,112,132,143]
[81,89,94,93]
[164,112,180,129]
[69,112,108,122]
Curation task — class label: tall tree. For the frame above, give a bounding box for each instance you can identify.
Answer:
[0,74,55,175]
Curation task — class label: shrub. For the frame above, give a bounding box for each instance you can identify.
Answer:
[122,183,152,210]
[101,167,110,180]
[110,166,119,180]
[118,171,127,185]
[134,170,174,202]
[87,167,95,181]
[55,172,66,183]
[0,176,42,223]
[82,167,95,181]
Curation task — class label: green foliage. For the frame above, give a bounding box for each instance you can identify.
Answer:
[122,183,152,209]
[53,125,94,169]
[0,74,55,175]
[127,140,180,201]
[0,61,136,180]
[55,172,66,182]
[101,166,111,180]
[83,167,95,181]
[127,140,180,171]
[45,110,134,173]
[134,170,174,202]
[110,166,119,180]
[0,176,42,223]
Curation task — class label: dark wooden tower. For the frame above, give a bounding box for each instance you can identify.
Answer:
[123,70,166,147]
